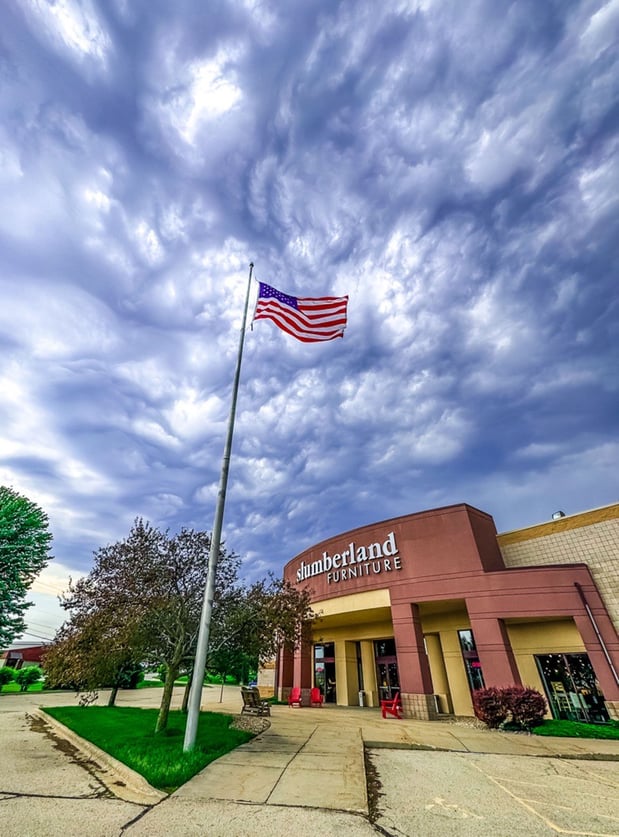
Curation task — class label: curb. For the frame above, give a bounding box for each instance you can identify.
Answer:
[362,738,619,761]
[34,708,167,806]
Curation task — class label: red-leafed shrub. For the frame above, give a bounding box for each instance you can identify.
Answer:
[503,686,547,730]
[474,685,548,730]
[472,687,509,728]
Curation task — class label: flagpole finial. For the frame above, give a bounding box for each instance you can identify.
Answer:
[249,261,254,269]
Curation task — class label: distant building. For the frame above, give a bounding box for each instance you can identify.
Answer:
[278,502,619,722]
[1,642,46,669]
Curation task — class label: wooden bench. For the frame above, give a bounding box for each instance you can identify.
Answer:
[240,686,271,716]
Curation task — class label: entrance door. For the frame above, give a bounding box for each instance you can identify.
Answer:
[375,639,399,701]
[314,642,336,703]
[535,653,608,722]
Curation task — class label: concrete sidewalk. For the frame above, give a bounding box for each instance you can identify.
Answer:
[2,686,617,837]
[121,690,618,836]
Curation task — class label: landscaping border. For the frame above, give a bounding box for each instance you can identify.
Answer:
[34,708,167,805]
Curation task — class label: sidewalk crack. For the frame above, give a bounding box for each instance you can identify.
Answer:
[263,724,319,804]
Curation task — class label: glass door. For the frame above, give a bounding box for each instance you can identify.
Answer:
[375,639,399,701]
[314,642,336,703]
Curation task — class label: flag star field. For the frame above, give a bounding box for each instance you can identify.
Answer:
[0,0,617,640]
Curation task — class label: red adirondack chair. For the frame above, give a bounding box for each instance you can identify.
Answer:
[310,687,323,707]
[381,691,402,719]
[288,686,302,707]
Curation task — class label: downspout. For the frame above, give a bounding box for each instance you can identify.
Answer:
[574,582,619,685]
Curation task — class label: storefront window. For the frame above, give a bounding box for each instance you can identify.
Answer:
[535,653,608,722]
[375,638,397,658]
[458,629,485,692]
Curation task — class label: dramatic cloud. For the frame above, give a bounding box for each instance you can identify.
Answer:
[1,0,617,639]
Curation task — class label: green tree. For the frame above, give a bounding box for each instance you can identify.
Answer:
[48,521,313,732]
[0,666,15,691]
[14,665,42,691]
[206,576,314,697]
[43,608,143,706]
[50,520,239,732]
[138,527,240,732]
[0,486,53,647]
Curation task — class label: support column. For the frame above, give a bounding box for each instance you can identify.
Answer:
[360,640,378,707]
[277,646,294,702]
[573,581,619,719]
[293,640,313,706]
[468,616,521,687]
[392,602,437,719]
[425,634,452,714]
[573,613,619,719]
[347,641,361,705]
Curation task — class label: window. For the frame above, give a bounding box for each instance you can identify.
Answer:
[458,629,484,692]
[535,653,608,722]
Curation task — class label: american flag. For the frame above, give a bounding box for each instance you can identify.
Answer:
[252,282,348,343]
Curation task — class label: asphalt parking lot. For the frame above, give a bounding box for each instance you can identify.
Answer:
[369,749,619,837]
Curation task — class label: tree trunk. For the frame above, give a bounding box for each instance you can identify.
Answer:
[108,685,119,707]
[181,669,193,713]
[156,662,178,733]
[219,675,226,703]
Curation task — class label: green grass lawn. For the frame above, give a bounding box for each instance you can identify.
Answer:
[43,706,253,792]
[532,719,619,740]
[1,681,45,693]
[135,679,185,689]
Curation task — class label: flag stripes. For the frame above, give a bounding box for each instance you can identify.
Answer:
[253,282,348,343]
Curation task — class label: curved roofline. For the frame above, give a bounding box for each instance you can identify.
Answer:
[283,502,493,572]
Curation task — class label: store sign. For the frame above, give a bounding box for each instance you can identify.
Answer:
[296,531,403,585]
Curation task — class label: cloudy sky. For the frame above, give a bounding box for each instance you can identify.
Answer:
[2,0,618,644]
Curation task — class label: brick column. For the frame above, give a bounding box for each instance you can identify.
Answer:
[293,640,313,706]
[392,602,437,719]
[468,615,521,687]
[277,646,294,702]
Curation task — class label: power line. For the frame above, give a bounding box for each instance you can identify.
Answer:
[32,580,66,594]
[19,631,54,642]
[27,620,61,632]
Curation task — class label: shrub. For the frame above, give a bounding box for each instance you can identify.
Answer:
[474,685,548,731]
[472,687,509,728]
[0,667,15,690]
[504,686,547,730]
[14,666,42,691]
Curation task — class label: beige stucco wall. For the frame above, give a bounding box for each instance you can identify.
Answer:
[498,504,619,632]
[505,619,585,717]
[421,607,472,716]
[257,660,275,697]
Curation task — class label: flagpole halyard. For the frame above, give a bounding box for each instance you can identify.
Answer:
[183,261,254,752]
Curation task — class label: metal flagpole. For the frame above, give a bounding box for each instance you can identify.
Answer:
[183,262,254,752]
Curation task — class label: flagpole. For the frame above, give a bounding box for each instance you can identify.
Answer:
[183,261,254,752]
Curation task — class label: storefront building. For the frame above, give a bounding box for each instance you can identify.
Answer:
[278,502,619,721]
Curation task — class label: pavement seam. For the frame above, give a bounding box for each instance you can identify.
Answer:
[263,723,319,805]
[363,740,619,762]
[0,789,110,801]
